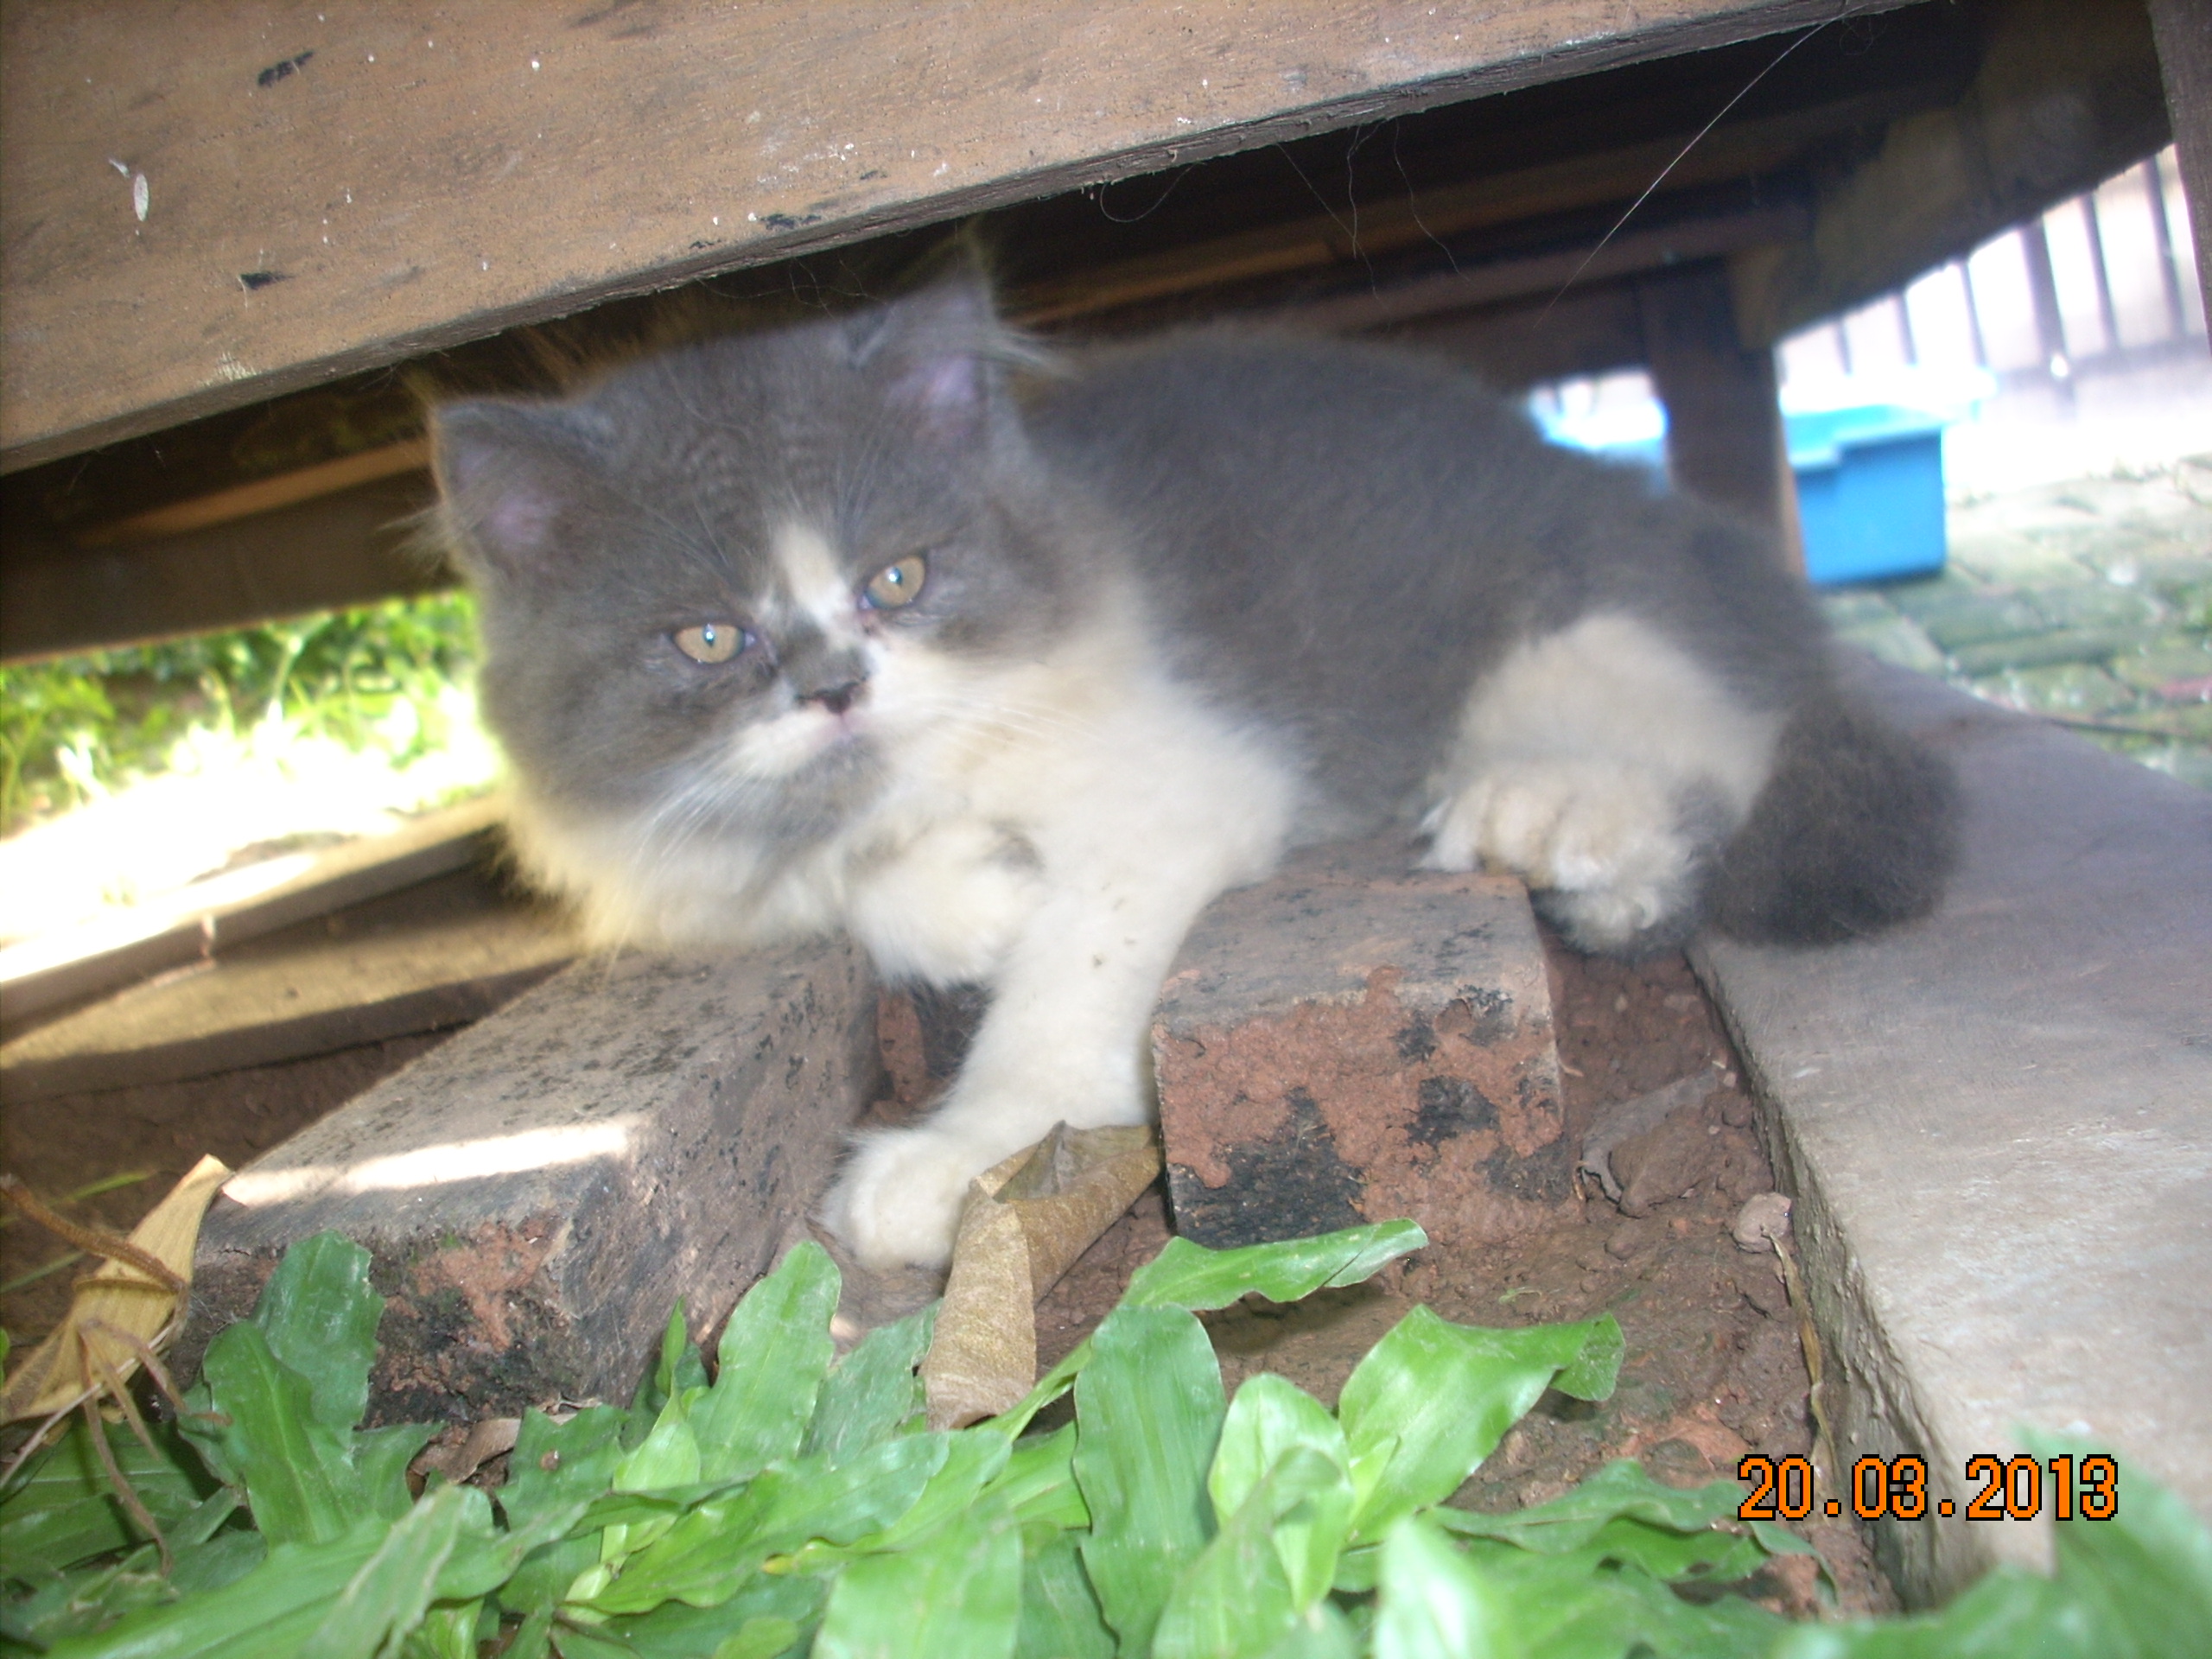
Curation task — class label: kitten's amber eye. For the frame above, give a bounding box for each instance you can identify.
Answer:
[862,555,927,611]
[672,621,743,664]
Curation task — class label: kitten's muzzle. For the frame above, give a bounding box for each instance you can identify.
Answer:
[806,677,867,717]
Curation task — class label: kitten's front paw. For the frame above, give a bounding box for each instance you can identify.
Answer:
[819,1126,995,1272]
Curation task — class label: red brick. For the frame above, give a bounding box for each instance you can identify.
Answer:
[1154,839,1569,1251]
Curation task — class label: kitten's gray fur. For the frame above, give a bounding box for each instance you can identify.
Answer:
[433,273,1954,1270]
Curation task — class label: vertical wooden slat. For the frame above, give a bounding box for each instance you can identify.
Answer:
[2145,0,2212,342]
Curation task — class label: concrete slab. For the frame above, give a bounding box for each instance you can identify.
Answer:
[1692,652,2211,1605]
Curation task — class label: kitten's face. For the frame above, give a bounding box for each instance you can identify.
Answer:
[434,281,1073,844]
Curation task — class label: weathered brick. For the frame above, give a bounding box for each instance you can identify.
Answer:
[1154,839,1568,1250]
[182,938,876,1423]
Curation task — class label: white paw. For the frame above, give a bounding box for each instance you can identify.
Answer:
[1422,761,1694,946]
[819,1124,999,1272]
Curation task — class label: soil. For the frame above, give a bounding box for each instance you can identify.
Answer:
[0,932,1893,1616]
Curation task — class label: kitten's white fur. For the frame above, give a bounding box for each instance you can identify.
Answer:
[505,528,1299,1268]
[1420,613,1782,949]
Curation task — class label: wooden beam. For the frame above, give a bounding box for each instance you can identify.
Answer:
[1637,261,1802,561]
[2147,0,2212,336]
[1,0,1916,473]
[0,472,442,663]
[1730,0,2171,347]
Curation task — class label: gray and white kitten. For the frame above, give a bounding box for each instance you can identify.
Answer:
[432,275,1954,1271]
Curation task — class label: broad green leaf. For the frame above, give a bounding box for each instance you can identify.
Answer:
[803,1304,935,1465]
[503,1407,633,1532]
[1154,1452,1338,1659]
[998,1224,1427,1437]
[1429,1460,1752,1554]
[398,1599,482,1659]
[299,1484,485,1659]
[814,1427,1009,1561]
[992,1424,1090,1531]
[355,1421,442,1522]
[246,1232,384,1437]
[1210,1375,1354,1605]
[601,1389,703,1563]
[1015,1526,1115,1659]
[1124,1223,1428,1313]
[1072,1305,1227,1655]
[1338,1308,1622,1540]
[814,1506,1023,1659]
[599,1573,823,1657]
[45,1520,391,1659]
[168,1523,265,1599]
[0,1419,212,1577]
[194,1319,359,1547]
[7,1548,175,1649]
[1371,1515,1519,1659]
[693,1243,840,1484]
[1255,1603,1363,1659]
[585,1433,951,1614]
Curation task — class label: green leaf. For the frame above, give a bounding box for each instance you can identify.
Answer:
[397,1599,482,1659]
[1209,1375,1354,1606]
[997,1224,1426,1438]
[1072,1305,1227,1655]
[1123,1223,1429,1313]
[1338,1308,1623,1540]
[247,1232,385,1438]
[1774,1437,2212,1659]
[354,1421,442,1523]
[814,1507,1023,1659]
[803,1305,935,1465]
[1155,1449,1349,1659]
[584,1433,952,1614]
[194,1319,360,1547]
[1430,1460,1750,1554]
[991,1424,1090,1532]
[599,1573,823,1658]
[639,1301,711,1416]
[298,1485,486,1659]
[0,1419,212,1578]
[1014,1526,1115,1659]
[503,1407,633,1533]
[45,1520,391,1659]
[693,1243,841,1485]
[1371,1515,1516,1659]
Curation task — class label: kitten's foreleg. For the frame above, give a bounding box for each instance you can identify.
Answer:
[822,715,1293,1272]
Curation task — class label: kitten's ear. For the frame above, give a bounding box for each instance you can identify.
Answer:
[844,275,1010,438]
[431,401,604,581]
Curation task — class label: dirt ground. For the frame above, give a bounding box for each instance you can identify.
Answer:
[0,933,1891,1615]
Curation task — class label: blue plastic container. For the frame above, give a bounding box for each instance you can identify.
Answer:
[1784,404,1948,587]
[1535,399,1948,587]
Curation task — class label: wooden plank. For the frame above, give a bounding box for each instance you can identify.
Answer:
[2147,0,2212,334]
[0,796,501,1024]
[0,470,442,662]
[1384,282,1651,390]
[1729,0,2171,347]
[0,868,575,1101]
[1,0,1905,473]
[1694,653,2212,1598]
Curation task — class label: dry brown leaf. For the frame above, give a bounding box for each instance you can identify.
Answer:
[922,1123,1160,1429]
[3,1154,231,1426]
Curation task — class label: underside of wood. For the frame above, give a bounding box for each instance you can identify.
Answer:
[1727,0,2171,346]
[2147,0,2212,335]
[0,0,1898,473]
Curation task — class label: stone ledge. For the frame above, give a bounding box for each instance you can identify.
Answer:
[1693,652,2212,1605]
